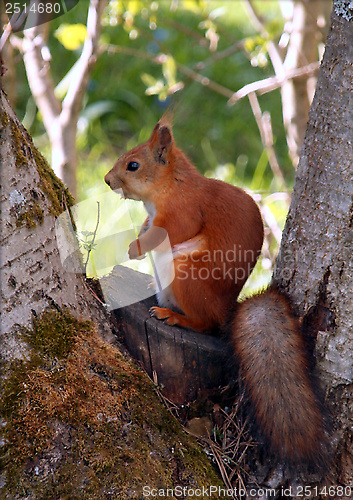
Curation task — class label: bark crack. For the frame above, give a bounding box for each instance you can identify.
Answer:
[349,197,353,228]
[303,267,336,346]
[144,317,154,379]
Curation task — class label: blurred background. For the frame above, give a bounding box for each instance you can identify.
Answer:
[1,0,332,293]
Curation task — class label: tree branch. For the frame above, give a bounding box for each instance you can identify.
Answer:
[21,26,61,131]
[8,0,108,196]
[193,40,244,71]
[248,91,287,190]
[62,0,108,125]
[227,62,320,105]
[244,0,285,77]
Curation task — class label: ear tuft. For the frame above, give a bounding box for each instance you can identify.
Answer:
[151,122,160,135]
[149,121,173,164]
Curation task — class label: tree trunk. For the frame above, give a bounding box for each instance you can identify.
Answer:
[50,109,79,200]
[281,0,331,166]
[274,4,353,488]
[0,89,223,498]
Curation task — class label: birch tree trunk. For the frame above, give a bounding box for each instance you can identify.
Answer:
[244,0,331,169]
[0,89,222,498]
[280,0,332,166]
[274,3,353,488]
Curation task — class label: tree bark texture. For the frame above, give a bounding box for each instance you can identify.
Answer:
[274,6,353,486]
[0,91,89,344]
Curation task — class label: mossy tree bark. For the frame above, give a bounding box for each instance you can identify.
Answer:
[0,90,222,498]
[274,4,353,488]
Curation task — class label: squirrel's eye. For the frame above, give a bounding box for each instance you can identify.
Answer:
[127,161,140,172]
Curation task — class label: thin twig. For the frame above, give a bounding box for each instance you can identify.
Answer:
[0,10,28,51]
[261,203,284,245]
[104,43,157,62]
[84,201,100,275]
[105,41,318,108]
[193,40,244,71]
[248,91,287,190]
[166,18,209,47]
[210,443,234,491]
[175,62,235,100]
[87,285,105,305]
[104,42,235,100]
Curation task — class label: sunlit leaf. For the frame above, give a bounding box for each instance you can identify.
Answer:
[141,73,158,87]
[55,24,87,51]
[244,37,255,53]
[181,0,202,14]
[126,0,142,16]
[208,6,226,21]
[145,80,165,96]
[162,55,177,86]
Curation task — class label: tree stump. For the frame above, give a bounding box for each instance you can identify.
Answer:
[100,266,233,405]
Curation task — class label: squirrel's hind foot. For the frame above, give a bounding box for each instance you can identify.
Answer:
[149,306,206,331]
[150,306,179,325]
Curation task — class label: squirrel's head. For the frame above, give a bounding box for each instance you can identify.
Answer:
[104,120,174,202]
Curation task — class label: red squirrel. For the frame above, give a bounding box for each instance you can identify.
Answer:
[104,117,325,464]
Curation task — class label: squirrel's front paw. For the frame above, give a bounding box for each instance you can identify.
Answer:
[128,239,145,260]
[148,278,156,290]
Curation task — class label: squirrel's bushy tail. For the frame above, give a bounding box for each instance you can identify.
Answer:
[230,288,325,464]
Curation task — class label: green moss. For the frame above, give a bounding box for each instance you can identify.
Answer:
[1,358,38,421]
[9,118,28,168]
[0,107,9,129]
[8,116,75,216]
[1,309,222,498]
[15,201,44,229]
[22,309,91,359]
[31,145,75,217]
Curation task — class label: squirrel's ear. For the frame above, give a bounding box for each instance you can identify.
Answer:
[149,122,173,164]
[158,125,172,149]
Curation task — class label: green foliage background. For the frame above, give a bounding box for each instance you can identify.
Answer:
[15,1,293,190]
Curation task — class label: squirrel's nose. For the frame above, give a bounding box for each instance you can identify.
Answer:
[104,174,111,187]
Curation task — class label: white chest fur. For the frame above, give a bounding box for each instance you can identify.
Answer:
[143,201,181,312]
[144,201,156,225]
